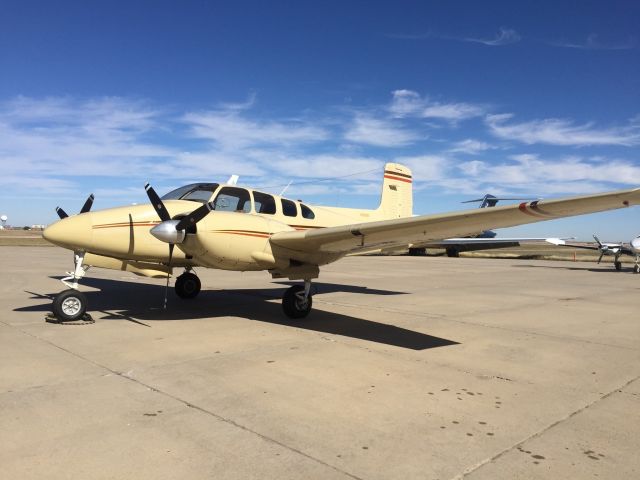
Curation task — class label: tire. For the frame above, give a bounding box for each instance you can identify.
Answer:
[446,247,460,258]
[282,285,312,319]
[52,289,87,322]
[175,272,201,299]
[634,265,640,274]
[614,261,622,271]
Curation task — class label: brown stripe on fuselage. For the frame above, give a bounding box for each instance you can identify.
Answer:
[383,170,412,179]
[93,221,160,229]
[212,229,271,238]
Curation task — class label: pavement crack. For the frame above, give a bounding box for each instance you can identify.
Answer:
[2,321,364,480]
[451,373,640,479]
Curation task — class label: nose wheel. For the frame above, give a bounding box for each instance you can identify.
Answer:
[52,289,88,322]
[282,280,313,319]
[175,271,201,299]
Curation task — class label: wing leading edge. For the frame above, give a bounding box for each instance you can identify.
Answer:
[270,187,640,255]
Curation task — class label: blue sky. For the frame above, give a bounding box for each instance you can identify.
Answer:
[0,0,639,240]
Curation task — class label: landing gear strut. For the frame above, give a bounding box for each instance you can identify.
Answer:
[175,270,201,299]
[52,252,90,322]
[282,280,313,319]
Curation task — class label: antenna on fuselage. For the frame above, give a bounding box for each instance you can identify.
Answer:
[280,181,292,196]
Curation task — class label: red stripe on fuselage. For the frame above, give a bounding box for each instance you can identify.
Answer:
[384,174,412,184]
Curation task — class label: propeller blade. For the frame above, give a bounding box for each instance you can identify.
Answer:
[80,194,95,214]
[145,183,171,222]
[176,202,214,231]
[593,235,603,247]
[55,207,69,219]
[597,251,604,264]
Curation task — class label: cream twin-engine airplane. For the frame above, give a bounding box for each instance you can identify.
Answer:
[44,163,640,322]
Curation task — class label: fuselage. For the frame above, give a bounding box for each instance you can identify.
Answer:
[43,182,396,272]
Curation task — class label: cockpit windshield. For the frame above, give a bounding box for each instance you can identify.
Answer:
[161,183,219,203]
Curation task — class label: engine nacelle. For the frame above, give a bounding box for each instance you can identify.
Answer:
[181,212,294,271]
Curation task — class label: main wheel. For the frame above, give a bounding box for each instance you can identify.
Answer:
[282,285,312,319]
[634,264,640,274]
[614,261,622,271]
[446,247,460,258]
[52,289,87,322]
[175,272,201,299]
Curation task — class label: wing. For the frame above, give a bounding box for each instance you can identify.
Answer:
[270,188,640,255]
[417,237,554,247]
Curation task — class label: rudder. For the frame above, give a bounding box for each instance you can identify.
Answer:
[377,163,413,219]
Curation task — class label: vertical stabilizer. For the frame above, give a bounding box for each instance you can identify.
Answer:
[377,163,413,219]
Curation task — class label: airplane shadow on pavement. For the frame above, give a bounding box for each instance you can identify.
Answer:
[16,277,459,351]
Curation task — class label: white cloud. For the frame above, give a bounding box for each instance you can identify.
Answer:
[464,27,521,46]
[182,109,329,149]
[485,113,640,146]
[449,139,495,154]
[549,34,636,51]
[386,27,521,47]
[456,154,640,194]
[389,90,485,122]
[344,114,420,147]
[394,155,450,181]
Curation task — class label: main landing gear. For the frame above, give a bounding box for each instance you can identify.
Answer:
[175,270,201,299]
[634,255,640,274]
[282,280,313,319]
[52,252,90,322]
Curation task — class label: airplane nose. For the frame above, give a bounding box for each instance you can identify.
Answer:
[631,236,640,252]
[43,214,93,250]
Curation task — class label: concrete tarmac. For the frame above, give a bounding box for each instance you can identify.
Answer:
[1,246,639,479]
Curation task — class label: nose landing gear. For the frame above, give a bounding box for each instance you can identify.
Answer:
[51,252,92,322]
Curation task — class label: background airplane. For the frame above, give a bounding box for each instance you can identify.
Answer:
[43,163,640,322]
[547,235,640,273]
[408,194,555,257]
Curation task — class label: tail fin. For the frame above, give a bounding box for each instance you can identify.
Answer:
[377,163,413,219]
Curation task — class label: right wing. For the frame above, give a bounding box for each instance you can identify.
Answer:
[271,187,640,255]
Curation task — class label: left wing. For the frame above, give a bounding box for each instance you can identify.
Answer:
[271,188,640,255]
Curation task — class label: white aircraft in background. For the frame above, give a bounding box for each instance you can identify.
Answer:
[547,235,640,273]
[408,194,558,257]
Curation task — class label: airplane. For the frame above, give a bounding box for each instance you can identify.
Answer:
[407,194,555,257]
[547,235,640,273]
[43,162,640,322]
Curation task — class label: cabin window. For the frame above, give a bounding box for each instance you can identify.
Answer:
[253,192,276,215]
[281,199,297,217]
[212,187,251,213]
[161,183,219,202]
[300,204,315,219]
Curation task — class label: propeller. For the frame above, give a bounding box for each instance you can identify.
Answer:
[56,194,95,219]
[144,183,215,308]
